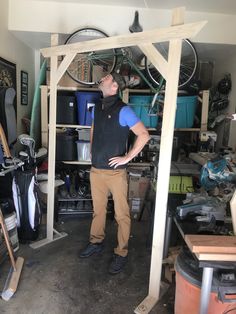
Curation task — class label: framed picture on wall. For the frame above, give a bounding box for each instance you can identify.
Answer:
[0,56,17,113]
[21,70,28,105]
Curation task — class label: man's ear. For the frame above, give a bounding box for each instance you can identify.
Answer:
[112,81,119,93]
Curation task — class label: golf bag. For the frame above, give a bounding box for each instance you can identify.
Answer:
[12,169,41,242]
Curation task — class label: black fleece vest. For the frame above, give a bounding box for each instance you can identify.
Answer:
[92,96,129,169]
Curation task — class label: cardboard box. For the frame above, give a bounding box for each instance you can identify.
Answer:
[128,175,150,199]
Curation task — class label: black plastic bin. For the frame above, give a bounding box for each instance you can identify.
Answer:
[56,133,77,161]
[56,94,77,125]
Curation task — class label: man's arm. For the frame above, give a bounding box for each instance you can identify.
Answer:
[108,121,150,168]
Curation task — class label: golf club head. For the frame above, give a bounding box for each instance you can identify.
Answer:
[18,134,35,158]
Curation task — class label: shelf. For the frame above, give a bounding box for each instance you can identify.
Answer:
[58,209,93,215]
[62,161,91,165]
[56,124,91,129]
[44,85,100,92]
[174,128,201,132]
[58,197,92,202]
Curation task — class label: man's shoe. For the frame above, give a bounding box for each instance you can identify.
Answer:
[79,242,104,258]
[109,254,127,274]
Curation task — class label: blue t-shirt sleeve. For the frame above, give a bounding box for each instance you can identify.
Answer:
[91,107,94,120]
[119,106,140,128]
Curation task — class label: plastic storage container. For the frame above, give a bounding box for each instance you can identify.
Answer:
[56,133,77,161]
[129,95,158,128]
[4,212,19,252]
[56,94,77,124]
[129,95,198,129]
[175,96,198,128]
[75,91,100,126]
[76,140,91,161]
[175,250,236,314]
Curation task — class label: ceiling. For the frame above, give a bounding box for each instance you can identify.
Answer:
[30,0,236,15]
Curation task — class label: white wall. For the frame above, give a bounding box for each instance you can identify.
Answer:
[8,0,236,45]
[0,1,35,135]
[213,55,236,151]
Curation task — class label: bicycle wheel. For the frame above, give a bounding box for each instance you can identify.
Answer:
[145,39,198,89]
[65,28,117,85]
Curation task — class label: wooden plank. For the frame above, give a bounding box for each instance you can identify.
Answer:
[55,53,76,84]
[138,43,168,78]
[185,234,236,254]
[200,90,209,132]
[29,231,67,249]
[196,253,236,262]
[40,85,49,147]
[41,21,207,58]
[147,8,184,300]
[46,55,57,241]
[122,88,129,103]
[134,295,158,314]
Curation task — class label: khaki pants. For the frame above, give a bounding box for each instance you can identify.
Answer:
[89,167,130,257]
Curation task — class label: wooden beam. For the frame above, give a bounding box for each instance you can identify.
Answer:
[135,9,185,313]
[40,85,49,147]
[138,43,168,79]
[134,295,157,314]
[200,90,209,132]
[46,55,57,241]
[40,21,207,58]
[196,253,236,262]
[55,53,77,84]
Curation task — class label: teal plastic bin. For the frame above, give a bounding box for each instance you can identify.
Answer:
[129,95,197,129]
[175,96,198,128]
[129,95,158,128]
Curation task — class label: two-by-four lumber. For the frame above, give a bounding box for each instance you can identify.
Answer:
[185,234,236,254]
[40,21,207,58]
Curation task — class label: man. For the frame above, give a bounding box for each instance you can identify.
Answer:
[80,72,150,274]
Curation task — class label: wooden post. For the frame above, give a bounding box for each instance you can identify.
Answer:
[135,7,184,313]
[200,90,209,132]
[41,85,48,147]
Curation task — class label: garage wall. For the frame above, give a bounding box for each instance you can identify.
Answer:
[213,56,236,151]
[8,0,236,45]
[0,1,35,135]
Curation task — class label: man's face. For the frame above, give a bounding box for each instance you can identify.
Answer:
[98,74,118,96]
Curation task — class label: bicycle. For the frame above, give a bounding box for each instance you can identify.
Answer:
[65,27,198,90]
[64,27,198,115]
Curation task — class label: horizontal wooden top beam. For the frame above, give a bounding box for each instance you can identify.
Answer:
[41,21,207,58]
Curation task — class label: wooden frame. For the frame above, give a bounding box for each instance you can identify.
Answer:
[35,7,206,313]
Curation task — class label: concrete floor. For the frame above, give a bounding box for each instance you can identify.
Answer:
[0,214,175,314]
